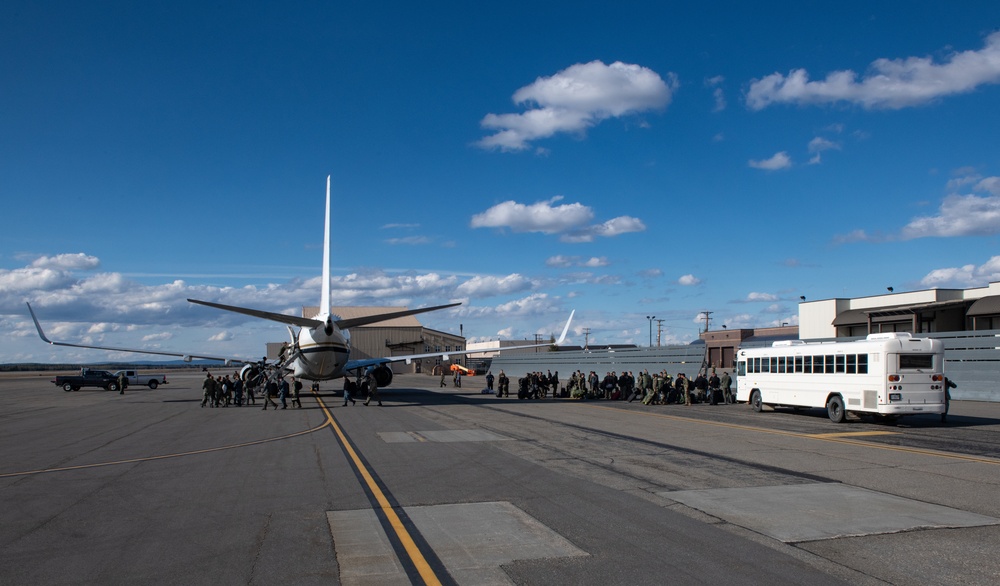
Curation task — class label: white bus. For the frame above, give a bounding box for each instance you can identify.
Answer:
[735,333,946,423]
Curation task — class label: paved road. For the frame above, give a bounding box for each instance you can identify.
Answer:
[2,371,999,585]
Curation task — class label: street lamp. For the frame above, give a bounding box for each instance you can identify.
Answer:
[646,315,655,347]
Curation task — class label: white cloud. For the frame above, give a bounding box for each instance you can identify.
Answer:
[705,75,726,111]
[142,332,173,342]
[385,236,431,245]
[678,274,701,286]
[455,274,534,298]
[477,60,677,151]
[900,176,1000,239]
[920,256,1000,288]
[208,331,233,342]
[807,136,841,164]
[747,292,779,302]
[30,253,100,270]
[546,255,610,268]
[747,32,1000,110]
[471,196,593,234]
[471,196,644,242]
[749,151,792,170]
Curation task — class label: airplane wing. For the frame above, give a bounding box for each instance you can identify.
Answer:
[344,310,575,372]
[187,299,323,328]
[334,302,462,330]
[27,303,253,366]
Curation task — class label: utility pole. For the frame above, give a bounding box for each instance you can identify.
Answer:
[582,327,591,350]
[655,319,664,347]
[701,311,713,333]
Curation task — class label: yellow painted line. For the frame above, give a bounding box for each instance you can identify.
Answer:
[0,420,331,479]
[313,392,442,586]
[407,431,429,442]
[580,404,1000,466]
[808,431,898,438]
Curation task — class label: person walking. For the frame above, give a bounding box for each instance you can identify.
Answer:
[363,368,382,406]
[278,378,289,409]
[118,371,127,395]
[291,377,302,408]
[262,379,278,410]
[201,373,216,407]
[343,378,356,406]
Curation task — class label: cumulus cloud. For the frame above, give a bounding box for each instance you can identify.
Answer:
[747,292,779,302]
[900,176,1000,239]
[470,196,645,242]
[920,256,1000,288]
[748,151,791,170]
[747,32,1000,110]
[208,331,233,342]
[678,274,701,286]
[30,253,100,270]
[476,60,677,151]
[455,274,534,298]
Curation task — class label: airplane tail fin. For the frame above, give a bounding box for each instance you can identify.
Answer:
[321,176,332,317]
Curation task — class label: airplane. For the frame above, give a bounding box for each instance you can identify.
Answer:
[28,176,574,389]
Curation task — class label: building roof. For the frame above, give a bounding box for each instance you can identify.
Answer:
[831,300,970,325]
[967,295,1000,317]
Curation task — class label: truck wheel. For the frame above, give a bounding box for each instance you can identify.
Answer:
[750,390,763,412]
[148,380,158,389]
[63,383,74,392]
[108,382,119,392]
[827,395,846,423]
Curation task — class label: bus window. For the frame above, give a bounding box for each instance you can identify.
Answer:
[846,354,856,374]
[835,355,846,373]
[824,355,835,374]
[794,356,803,373]
[858,354,868,374]
[770,357,778,372]
[778,356,786,373]
[803,355,812,373]
[899,354,933,370]
[754,357,762,372]
[738,361,746,376]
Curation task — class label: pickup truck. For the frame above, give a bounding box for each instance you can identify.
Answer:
[53,368,121,392]
[113,370,169,389]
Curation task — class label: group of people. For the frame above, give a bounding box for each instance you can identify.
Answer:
[200,372,303,410]
[480,368,734,405]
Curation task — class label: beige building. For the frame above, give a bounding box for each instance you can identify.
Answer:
[799,281,1000,339]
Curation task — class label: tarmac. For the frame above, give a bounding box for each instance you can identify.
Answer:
[2,370,1000,585]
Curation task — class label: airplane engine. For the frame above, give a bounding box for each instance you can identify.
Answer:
[373,365,393,388]
[240,363,267,386]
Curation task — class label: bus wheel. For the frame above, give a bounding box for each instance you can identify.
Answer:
[750,390,762,412]
[827,395,846,423]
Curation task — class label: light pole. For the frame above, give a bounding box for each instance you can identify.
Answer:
[646,315,655,347]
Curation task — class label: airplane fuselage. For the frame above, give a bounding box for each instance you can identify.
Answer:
[290,316,351,381]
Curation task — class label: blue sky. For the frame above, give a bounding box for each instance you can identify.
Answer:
[2,2,1000,363]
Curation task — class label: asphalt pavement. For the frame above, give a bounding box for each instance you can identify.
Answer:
[2,370,999,585]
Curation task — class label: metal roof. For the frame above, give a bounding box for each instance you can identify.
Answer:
[967,296,1000,317]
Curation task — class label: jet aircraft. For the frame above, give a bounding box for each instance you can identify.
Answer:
[28,176,573,389]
